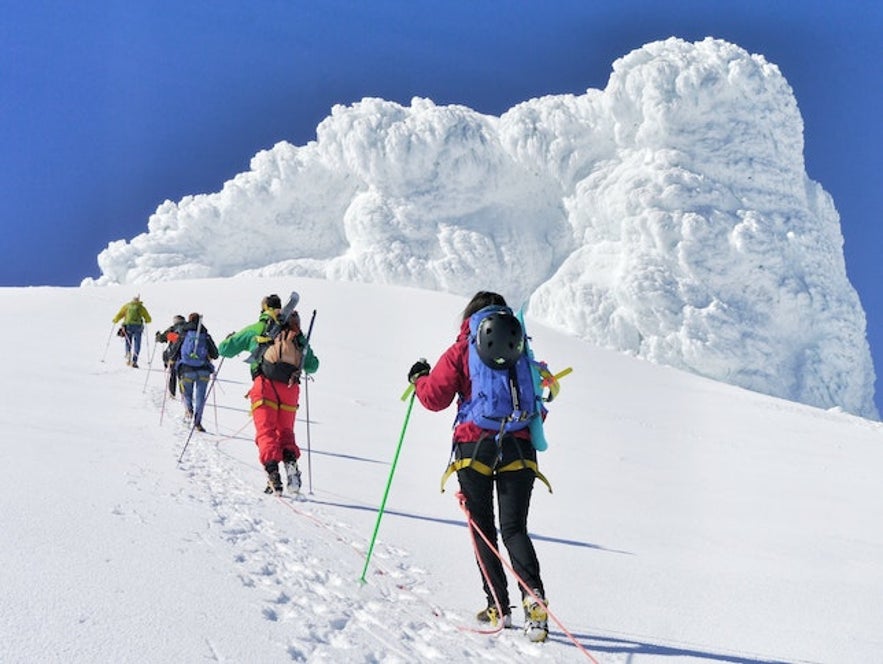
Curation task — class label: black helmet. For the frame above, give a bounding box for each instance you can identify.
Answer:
[475,312,524,369]
[263,293,282,310]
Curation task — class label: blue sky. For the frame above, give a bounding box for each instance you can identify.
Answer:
[3,0,881,410]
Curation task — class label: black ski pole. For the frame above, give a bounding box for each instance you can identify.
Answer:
[305,372,313,494]
[301,309,317,493]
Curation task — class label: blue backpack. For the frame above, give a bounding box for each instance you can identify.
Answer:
[178,329,210,368]
[456,306,539,434]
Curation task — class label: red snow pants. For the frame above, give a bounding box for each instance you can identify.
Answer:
[249,375,301,466]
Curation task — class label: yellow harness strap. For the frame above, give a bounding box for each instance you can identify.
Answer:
[179,375,211,384]
[440,457,552,494]
[250,398,298,413]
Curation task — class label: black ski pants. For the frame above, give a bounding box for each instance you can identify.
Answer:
[455,435,544,613]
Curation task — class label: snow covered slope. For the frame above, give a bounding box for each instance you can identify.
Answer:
[2,277,881,663]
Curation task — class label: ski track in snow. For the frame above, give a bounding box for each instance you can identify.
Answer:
[8,284,863,664]
[118,354,830,664]
[95,353,825,664]
[142,381,577,662]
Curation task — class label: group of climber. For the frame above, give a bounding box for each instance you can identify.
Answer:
[113,293,319,494]
[112,289,553,642]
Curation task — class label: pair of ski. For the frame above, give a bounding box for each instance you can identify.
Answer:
[245,290,302,364]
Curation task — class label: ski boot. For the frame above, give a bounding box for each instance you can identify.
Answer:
[523,589,548,642]
[283,452,302,493]
[264,461,283,495]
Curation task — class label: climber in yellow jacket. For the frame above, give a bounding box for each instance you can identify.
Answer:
[112,295,152,368]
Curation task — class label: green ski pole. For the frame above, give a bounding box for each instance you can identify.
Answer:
[359,387,417,583]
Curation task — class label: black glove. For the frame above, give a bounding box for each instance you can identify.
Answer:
[408,359,430,384]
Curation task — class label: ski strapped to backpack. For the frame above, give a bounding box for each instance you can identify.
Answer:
[263,291,300,339]
[248,291,307,386]
[517,307,547,451]
[245,291,301,367]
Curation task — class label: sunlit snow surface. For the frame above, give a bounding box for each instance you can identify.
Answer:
[3,277,882,663]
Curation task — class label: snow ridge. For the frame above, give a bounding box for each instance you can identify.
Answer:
[87,37,877,418]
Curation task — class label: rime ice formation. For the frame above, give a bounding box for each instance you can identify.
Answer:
[87,38,877,418]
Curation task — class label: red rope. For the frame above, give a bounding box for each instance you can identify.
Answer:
[274,494,361,552]
[455,492,600,662]
[459,492,508,634]
[212,416,254,443]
